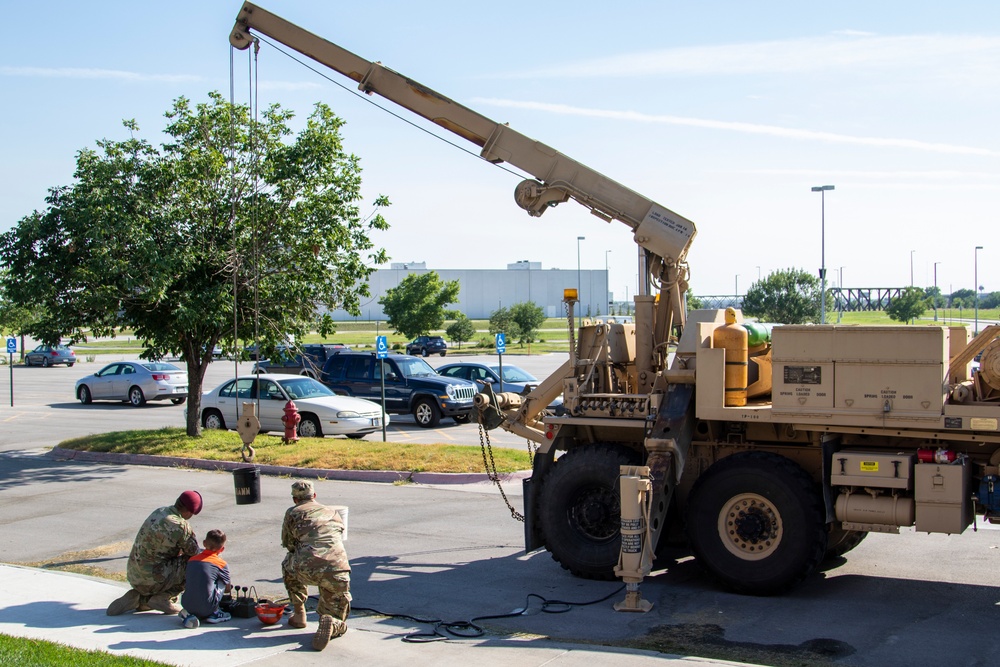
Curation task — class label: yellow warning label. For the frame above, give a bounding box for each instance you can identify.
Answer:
[860,461,879,472]
[970,418,998,431]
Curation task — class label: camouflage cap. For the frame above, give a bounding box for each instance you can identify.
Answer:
[291,480,315,500]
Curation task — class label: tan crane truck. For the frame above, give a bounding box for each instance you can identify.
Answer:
[230,3,1000,598]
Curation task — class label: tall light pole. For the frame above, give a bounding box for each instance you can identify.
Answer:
[933,262,941,321]
[735,274,740,307]
[975,246,983,335]
[838,266,846,322]
[756,266,761,281]
[811,185,835,323]
[910,250,915,287]
[577,236,585,326]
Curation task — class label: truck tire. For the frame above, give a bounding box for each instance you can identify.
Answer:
[825,526,868,560]
[686,451,826,595]
[412,397,440,428]
[537,443,641,580]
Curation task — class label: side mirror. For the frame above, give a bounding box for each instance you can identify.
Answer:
[385,372,398,381]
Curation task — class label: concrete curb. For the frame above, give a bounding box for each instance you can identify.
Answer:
[48,447,532,486]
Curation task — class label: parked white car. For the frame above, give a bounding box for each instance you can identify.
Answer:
[200,374,387,439]
[76,361,188,406]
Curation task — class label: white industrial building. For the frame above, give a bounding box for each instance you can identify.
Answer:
[331,261,610,321]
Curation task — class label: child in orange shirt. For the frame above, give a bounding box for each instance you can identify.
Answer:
[179,529,233,628]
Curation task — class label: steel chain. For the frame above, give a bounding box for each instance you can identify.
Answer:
[478,419,524,522]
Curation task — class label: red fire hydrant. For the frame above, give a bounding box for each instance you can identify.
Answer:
[281,400,300,443]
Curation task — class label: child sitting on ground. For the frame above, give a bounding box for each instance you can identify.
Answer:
[179,529,233,628]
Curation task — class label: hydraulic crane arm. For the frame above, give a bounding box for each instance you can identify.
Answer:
[230,2,697,271]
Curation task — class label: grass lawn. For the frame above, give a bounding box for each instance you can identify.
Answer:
[0,635,173,666]
[58,428,532,474]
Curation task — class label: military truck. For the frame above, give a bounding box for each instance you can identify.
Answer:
[229,3,1000,598]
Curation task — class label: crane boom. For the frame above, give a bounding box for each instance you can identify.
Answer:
[229,2,697,277]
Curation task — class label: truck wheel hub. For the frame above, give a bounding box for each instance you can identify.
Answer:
[719,493,782,560]
[570,486,619,541]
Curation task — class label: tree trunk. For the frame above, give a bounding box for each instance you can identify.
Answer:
[182,341,213,437]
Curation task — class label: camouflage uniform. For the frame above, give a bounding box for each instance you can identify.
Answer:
[281,500,352,623]
[127,505,199,599]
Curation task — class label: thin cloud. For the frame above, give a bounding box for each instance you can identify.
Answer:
[257,80,324,92]
[472,98,1000,157]
[511,34,1000,78]
[0,65,201,83]
[738,168,1000,181]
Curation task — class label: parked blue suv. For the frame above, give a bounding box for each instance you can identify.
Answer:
[320,351,476,427]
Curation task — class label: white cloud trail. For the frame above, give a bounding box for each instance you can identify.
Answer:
[472,98,1000,157]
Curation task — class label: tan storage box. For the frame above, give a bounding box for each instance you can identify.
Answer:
[914,462,971,534]
[771,326,948,415]
[772,363,834,409]
[831,452,914,490]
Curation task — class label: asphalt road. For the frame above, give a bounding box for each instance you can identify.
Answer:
[5,353,1000,666]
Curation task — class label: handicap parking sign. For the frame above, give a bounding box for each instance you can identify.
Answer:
[6,338,15,354]
[495,333,506,355]
[376,335,388,359]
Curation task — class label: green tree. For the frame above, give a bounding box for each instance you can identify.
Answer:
[488,306,522,342]
[445,314,476,349]
[0,93,388,436]
[380,271,460,340]
[508,302,546,345]
[887,286,930,323]
[741,268,821,324]
[950,288,976,303]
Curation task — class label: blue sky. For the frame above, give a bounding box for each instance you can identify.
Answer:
[2,1,998,299]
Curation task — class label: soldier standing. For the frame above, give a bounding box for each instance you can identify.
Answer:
[106,490,202,616]
[281,480,351,651]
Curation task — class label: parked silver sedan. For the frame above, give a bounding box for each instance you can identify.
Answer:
[25,344,76,367]
[76,361,189,406]
[201,374,387,439]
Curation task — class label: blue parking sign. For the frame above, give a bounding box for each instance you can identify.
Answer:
[6,338,15,354]
[376,335,388,359]
[495,333,506,355]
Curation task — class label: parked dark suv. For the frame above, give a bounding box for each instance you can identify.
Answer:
[254,343,351,379]
[320,351,475,427]
[405,336,448,357]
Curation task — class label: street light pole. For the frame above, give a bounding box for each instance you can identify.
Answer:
[910,250,915,287]
[735,274,740,307]
[756,265,761,281]
[811,185,835,324]
[577,236,585,326]
[933,262,941,321]
[975,246,983,335]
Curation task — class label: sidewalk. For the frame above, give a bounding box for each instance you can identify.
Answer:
[0,564,757,667]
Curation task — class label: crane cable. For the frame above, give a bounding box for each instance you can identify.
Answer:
[249,34,528,183]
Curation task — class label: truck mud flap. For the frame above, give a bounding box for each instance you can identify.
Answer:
[523,476,545,553]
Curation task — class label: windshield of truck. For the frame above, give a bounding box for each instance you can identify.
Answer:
[395,357,437,378]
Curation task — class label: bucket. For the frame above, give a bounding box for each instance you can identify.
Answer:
[331,505,349,541]
[233,466,261,505]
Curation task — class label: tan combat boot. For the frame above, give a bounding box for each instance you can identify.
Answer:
[106,589,141,616]
[312,614,334,651]
[288,604,307,628]
[146,593,182,615]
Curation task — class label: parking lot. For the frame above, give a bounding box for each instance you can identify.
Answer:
[0,352,564,453]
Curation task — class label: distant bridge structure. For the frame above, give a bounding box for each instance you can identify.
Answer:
[694,287,907,313]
